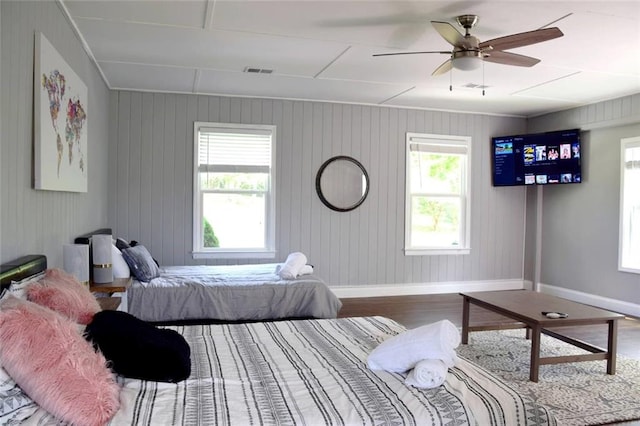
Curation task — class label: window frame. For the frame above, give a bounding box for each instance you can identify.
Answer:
[192,122,276,259]
[618,135,640,274]
[404,132,472,256]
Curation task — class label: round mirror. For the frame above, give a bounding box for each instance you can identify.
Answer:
[316,156,369,212]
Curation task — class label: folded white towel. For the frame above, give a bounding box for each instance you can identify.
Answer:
[277,252,307,280]
[405,359,448,389]
[275,263,314,277]
[299,264,313,276]
[367,319,460,373]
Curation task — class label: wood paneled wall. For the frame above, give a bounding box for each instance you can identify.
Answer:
[0,1,111,267]
[110,91,528,288]
[528,94,640,305]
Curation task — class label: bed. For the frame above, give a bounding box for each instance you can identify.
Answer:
[0,255,556,425]
[75,229,342,323]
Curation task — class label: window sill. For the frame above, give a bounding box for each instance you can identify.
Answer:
[192,250,276,260]
[618,266,640,275]
[404,248,470,256]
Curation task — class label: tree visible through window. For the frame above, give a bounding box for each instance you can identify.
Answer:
[405,133,471,254]
[193,123,276,259]
[203,218,219,248]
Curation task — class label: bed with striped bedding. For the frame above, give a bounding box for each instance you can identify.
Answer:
[23,316,555,425]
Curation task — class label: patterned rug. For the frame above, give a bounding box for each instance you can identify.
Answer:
[456,329,640,426]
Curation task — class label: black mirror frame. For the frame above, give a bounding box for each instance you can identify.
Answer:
[315,155,370,212]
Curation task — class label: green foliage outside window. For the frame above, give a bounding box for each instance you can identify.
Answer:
[201,173,267,191]
[414,153,461,232]
[417,199,458,232]
[203,218,220,247]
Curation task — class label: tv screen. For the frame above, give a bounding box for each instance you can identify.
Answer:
[492,129,581,186]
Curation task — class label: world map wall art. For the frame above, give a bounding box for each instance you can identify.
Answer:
[34,32,88,192]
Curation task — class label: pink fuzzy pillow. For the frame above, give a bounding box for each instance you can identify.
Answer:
[0,296,120,425]
[27,268,101,324]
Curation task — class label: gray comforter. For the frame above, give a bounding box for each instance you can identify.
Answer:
[127,264,342,322]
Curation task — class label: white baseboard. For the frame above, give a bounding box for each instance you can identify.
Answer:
[329,280,640,318]
[538,283,640,318]
[330,279,526,299]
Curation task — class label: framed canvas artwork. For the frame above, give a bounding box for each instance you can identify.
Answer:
[34,32,88,192]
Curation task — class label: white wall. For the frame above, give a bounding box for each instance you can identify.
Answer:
[0,1,111,267]
[110,91,529,289]
[528,94,640,307]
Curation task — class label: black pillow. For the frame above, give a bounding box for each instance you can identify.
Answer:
[115,237,130,251]
[85,310,191,382]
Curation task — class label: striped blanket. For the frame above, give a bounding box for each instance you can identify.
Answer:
[22,317,556,425]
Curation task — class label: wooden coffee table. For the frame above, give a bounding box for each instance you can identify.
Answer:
[460,290,624,382]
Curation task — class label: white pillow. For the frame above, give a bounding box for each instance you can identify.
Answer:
[111,244,131,279]
[6,272,45,299]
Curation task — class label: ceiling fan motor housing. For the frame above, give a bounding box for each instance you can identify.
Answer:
[456,15,479,32]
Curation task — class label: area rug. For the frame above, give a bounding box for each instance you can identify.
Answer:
[456,329,640,426]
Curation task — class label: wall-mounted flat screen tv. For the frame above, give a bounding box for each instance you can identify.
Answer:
[492,129,581,186]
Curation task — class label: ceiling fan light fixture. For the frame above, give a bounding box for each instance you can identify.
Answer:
[451,50,482,71]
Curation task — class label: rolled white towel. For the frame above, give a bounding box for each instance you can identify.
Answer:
[297,264,314,276]
[405,359,448,389]
[367,319,460,373]
[277,252,307,280]
[275,264,314,277]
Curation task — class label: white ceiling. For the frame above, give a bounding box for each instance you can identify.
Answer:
[62,0,640,117]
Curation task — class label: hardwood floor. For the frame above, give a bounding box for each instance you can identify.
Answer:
[337,293,640,361]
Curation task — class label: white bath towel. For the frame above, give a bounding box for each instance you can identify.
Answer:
[404,359,448,389]
[275,263,313,277]
[367,319,460,373]
[277,252,308,280]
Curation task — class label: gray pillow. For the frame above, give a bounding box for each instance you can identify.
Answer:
[121,245,160,282]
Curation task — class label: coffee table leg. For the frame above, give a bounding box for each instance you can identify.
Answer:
[607,319,618,375]
[462,296,470,344]
[530,325,541,382]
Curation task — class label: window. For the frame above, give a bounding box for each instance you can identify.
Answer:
[405,133,471,255]
[193,122,276,259]
[619,136,640,273]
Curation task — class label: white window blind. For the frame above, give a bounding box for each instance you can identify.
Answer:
[409,141,468,155]
[198,128,271,173]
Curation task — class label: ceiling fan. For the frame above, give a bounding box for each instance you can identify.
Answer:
[373,15,564,76]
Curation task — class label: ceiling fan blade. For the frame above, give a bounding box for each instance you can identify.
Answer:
[432,59,453,76]
[431,21,465,47]
[373,51,451,57]
[483,50,540,67]
[479,27,563,51]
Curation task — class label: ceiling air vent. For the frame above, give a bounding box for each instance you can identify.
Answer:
[462,83,489,89]
[244,67,273,74]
